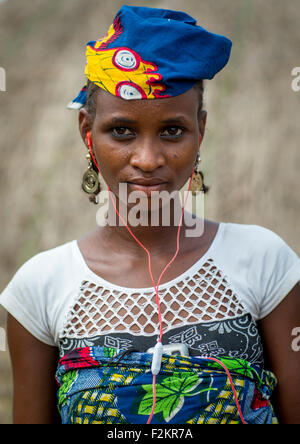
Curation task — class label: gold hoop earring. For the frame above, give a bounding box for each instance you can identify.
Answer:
[82,153,101,204]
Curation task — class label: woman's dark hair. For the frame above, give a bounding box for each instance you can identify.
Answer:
[84,79,209,194]
[85,80,101,120]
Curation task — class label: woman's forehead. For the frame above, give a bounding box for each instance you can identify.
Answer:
[94,87,199,121]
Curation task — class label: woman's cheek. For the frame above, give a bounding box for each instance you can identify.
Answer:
[95,150,127,189]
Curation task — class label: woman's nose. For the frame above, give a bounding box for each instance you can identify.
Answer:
[129,137,166,172]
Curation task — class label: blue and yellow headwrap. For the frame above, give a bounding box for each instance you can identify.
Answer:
[67,5,232,109]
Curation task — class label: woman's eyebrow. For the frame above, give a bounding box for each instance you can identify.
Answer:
[103,117,138,126]
[101,115,190,126]
[161,116,189,124]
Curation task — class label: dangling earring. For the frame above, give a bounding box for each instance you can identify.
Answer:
[190,151,203,195]
[82,137,101,204]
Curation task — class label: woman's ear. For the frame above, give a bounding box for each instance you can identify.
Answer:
[198,110,207,142]
[78,107,92,148]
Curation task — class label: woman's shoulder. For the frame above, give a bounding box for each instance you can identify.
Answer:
[19,239,75,274]
[214,221,300,321]
[0,239,79,347]
[219,221,300,277]
[2,239,76,294]
[201,218,281,242]
[221,221,288,249]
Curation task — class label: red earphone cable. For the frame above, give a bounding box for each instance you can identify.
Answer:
[87,133,193,345]
[86,133,246,425]
[204,357,246,424]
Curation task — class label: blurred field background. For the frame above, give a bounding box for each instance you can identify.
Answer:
[0,0,299,424]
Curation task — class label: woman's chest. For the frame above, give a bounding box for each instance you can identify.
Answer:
[59,256,265,367]
[76,220,219,288]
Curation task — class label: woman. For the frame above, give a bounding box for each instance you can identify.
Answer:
[1,5,300,424]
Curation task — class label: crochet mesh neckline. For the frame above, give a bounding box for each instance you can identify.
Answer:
[59,222,247,339]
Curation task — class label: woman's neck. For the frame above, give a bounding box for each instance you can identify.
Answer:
[100,214,204,261]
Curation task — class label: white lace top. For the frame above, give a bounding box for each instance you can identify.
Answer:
[1,222,300,367]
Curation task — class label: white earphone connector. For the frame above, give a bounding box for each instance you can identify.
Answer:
[151,341,164,375]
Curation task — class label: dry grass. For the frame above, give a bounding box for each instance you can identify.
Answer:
[0,0,299,424]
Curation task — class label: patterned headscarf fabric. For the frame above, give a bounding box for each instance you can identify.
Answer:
[56,346,278,424]
[67,5,232,109]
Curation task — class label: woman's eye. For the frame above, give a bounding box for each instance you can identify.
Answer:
[111,127,134,137]
[161,127,184,138]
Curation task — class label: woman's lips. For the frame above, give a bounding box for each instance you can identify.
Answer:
[126,182,168,194]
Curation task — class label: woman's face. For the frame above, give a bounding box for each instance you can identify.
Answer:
[79,87,206,203]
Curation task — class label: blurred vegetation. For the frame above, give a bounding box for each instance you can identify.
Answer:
[0,0,299,424]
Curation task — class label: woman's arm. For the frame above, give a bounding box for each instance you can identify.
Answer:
[258,282,300,424]
[7,314,60,424]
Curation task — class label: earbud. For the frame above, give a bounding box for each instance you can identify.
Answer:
[85,131,102,179]
[86,131,92,148]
